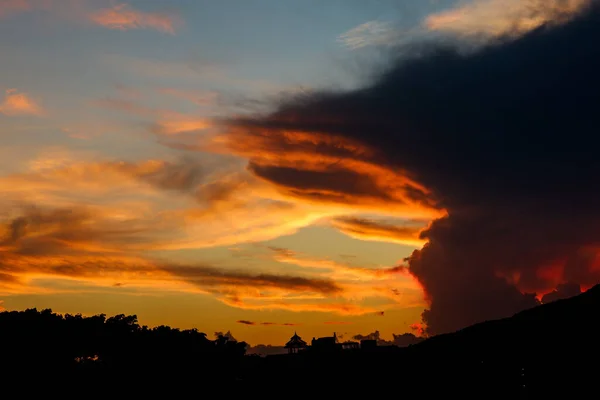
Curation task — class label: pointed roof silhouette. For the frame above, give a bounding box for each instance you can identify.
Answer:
[285,331,307,348]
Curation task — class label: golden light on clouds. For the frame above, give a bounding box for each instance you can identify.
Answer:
[0,145,428,317]
[210,125,443,221]
[425,0,590,38]
[330,217,428,247]
[0,60,440,331]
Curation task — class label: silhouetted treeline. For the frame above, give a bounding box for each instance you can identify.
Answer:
[4,286,600,397]
[0,309,247,388]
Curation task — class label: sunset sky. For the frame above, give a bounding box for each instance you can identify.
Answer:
[1,0,595,346]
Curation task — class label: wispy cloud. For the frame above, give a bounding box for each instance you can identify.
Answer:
[0,1,184,35]
[266,246,425,310]
[94,96,213,135]
[236,320,300,327]
[0,153,336,252]
[0,89,44,117]
[155,115,213,135]
[220,297,380,316]
[88,3,181,34]
[330,216,427,246]
[337,20,399,49]
[0,205,346,303]
[268,246,405,281]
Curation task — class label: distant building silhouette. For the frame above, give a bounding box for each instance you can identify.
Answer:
[311,332,340,352]
[280,331,384,355]
[341,341,359,350]
[285,332,307,354]
[360,339,377,350]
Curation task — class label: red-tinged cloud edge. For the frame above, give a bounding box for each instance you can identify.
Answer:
[410,322,426,336]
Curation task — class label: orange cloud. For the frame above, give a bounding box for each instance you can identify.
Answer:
[237,320,300,327]
[207,125,443,220]
[0,152,428,315]
[0,89,44,116]
[266,246,426,310]
[220,296,379,316]
[269,246,405,281]
[0,205,347,303]
[425,0,590,38]
[155,115,212,135]
[94,97,212,135]
[169,264,341,295]
[330,216,428,246]
[89,3,181,34]
[0,153,337,251]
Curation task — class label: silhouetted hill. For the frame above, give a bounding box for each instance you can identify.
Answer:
[390,284,600,397]
[241,285,600,397]
[414,284,600,355]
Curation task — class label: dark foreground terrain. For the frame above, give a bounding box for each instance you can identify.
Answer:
[2,286,600,397]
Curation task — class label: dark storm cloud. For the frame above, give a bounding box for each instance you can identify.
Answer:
[224,3,600,335]
[248,162,396,204]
